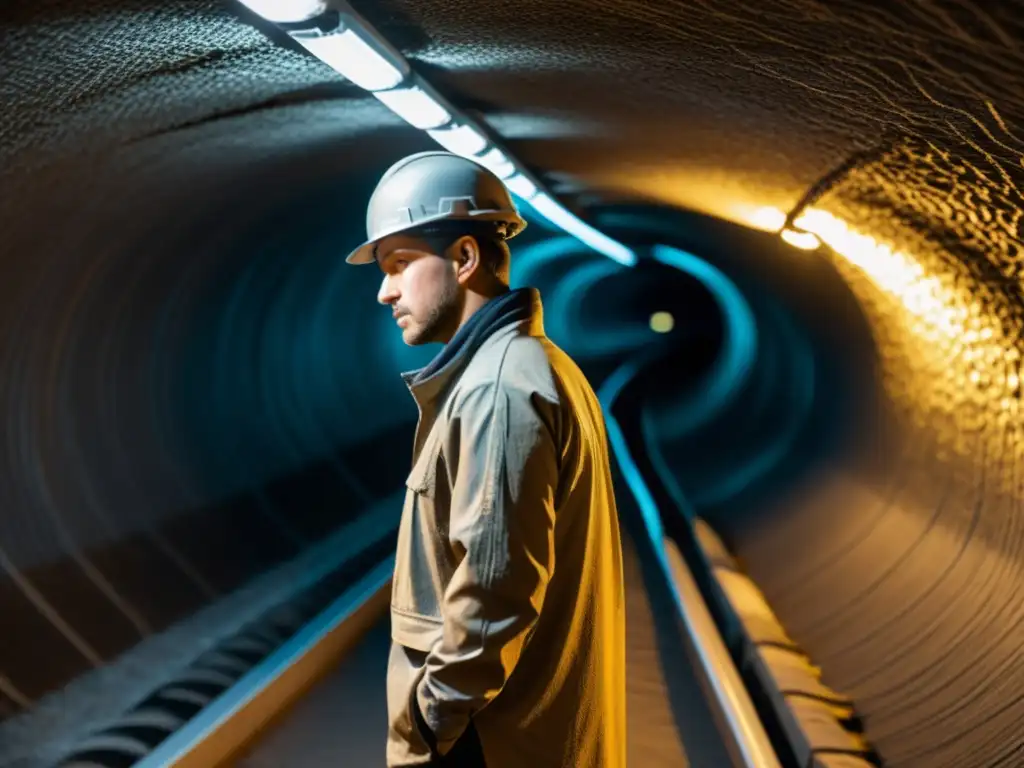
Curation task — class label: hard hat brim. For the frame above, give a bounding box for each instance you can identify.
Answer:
[345,209,527,265]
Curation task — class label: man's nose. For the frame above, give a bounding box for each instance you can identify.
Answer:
[377,274,399,305]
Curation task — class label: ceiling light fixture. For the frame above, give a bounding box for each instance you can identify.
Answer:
[650,311,675,333]
[294,27,407,91]
[474,147,516,179]
[426,123,490,157]
[372,84,451,130]
[528,193,635,266]
[235,0,328,24]
[780,228,821,251]
[235,0,636,267]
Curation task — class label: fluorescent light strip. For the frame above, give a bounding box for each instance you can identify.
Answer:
[505,174,538,199]
[474,148,516,179]
[240,1,635,267]
[530,194,636,266]
[374,85,451,130]
[780,227,821,250]
[296,29,406,91]
[237,0,327,23]
[427,123,489,156]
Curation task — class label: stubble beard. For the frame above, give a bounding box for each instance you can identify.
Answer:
[405,277,461,346]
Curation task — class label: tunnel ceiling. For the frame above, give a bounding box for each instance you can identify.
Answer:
[7,0,1023,411]
[3,0,1021,225]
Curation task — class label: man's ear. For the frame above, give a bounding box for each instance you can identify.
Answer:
[452,235,480,284]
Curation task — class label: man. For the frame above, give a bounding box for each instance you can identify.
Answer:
[346,151,626,767]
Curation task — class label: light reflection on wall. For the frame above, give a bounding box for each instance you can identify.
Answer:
[749,204,1022,475]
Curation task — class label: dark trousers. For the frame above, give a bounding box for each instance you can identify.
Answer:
[431,721,485,767]
[415,704,485,767]
[406,644,486,767]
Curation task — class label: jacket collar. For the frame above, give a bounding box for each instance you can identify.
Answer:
[402,287,545,411]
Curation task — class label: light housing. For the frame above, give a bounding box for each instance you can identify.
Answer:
[505,174,538,200]
[374,85,451,130]
[294,28,407,91]
[473,148,516,179]
[781,228,821,251]
[236,0,328,23]
[236,0,636,267]
[426,123,489,156]
[529,194,636,266]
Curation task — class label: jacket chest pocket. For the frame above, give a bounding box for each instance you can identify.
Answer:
[391,441,452,638]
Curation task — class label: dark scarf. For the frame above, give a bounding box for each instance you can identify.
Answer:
[412,287,536,387]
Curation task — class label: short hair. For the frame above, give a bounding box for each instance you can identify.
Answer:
[415,221,511,282]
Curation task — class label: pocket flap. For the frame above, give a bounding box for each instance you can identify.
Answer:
[391,609,443,652]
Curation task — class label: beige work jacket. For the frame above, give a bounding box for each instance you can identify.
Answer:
[386,289,626,768]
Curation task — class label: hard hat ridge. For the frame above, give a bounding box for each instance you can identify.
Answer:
[345,151,527,265]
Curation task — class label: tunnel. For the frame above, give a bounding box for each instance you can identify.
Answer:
[2,1,1024,766]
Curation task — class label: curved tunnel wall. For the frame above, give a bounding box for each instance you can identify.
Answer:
[721,140,1024,765]
[598,155,1024,765]
[5,2,1024,766]
[0,126,429,714]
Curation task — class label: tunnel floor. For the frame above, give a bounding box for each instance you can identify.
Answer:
[234,526,731,767]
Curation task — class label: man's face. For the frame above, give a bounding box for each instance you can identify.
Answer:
[375,234,462,346]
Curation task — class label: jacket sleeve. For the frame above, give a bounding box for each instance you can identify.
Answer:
[415,378,559,755]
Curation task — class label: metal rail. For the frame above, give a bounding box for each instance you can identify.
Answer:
[599,359,782,768]
[133,558,393,768]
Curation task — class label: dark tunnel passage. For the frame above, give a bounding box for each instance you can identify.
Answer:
[4,1,1024,766]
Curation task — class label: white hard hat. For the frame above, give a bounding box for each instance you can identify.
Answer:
[345,151,527,265]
